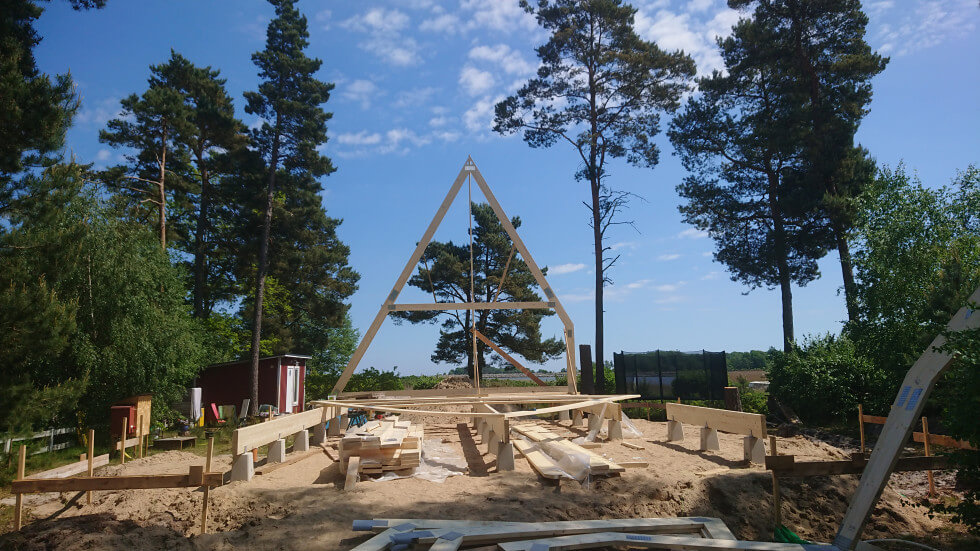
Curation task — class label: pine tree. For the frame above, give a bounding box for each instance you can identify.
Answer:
[393,203,564,379]
[494,0,695,392]
[243,0,336,414]
[668,17,833,352]
[729,0,887,322]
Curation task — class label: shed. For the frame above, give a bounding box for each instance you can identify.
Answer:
[195,354,310,415]
[110,394,152,437]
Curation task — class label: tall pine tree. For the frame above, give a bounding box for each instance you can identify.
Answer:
[243,0,337,413]
[494,0,695,391]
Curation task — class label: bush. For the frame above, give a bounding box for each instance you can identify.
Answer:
[766,334,887,425]
[740,390,769,415]
[401,375,442,390]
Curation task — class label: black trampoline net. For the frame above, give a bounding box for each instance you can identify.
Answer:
[612,350,728,400]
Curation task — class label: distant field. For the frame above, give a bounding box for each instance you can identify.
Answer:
[730,369,767,383]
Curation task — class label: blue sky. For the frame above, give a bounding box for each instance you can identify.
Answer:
[34,0,979,375]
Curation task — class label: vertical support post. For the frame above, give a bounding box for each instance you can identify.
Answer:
[770,435,780,528]
[120,416,127,464]
[137,415,144,459]
[922,417,934,496]
[564,327,578,394]
[858,404,865,454]
[14,444,25,530]
[201,437,213,534]
[724,387,742,411]
[48,428,55,454]
[579,344,594,395]
[86,429,95,505]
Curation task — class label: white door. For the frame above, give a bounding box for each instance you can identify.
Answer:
[285,365,299,413]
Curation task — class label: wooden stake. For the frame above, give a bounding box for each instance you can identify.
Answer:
[858,404,865,454]
[922,417,934,496]
[137,415,144,459]
[86,429,95,505]
[120,417,128,464]
[769,434,780,527]
[14,444,25,530]
[201,437,214,534]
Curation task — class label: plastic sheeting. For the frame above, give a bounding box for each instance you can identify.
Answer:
[370,439,467,484]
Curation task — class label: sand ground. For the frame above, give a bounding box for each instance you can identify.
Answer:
[0,415,966,550]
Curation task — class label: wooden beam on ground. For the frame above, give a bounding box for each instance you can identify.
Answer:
[391,301,552,312]
[472,328,548,386]
[766,454,950,477]
[498,533,821,551]
[33,453,109,479]
[12,470,223,493]
[666,403,766,438]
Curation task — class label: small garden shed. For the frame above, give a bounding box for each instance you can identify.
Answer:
[195,354,310,415]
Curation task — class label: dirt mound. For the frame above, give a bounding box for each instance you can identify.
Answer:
[434,375,473,390]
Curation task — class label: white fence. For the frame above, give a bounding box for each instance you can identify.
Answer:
[2,428,76,456]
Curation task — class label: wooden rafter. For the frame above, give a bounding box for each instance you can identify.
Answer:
[471,328,548,386]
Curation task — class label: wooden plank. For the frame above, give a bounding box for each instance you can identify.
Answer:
[498,533,815,551]
[912,431,975,450]
[768,455,950,477]
[513,439,564,479]
[391,301,552,311]
[619,461,649,468]
[201,437,213,534]
[33,454,109,479]
[12,471,223,493]
[86,429,95,505]
[472,328,548,386]
[666,403,766,438]
[622,442,644,451]
[114,437,140,452]
[505,399,619,419]
[345,456,361,491]
[860,414,888,425]
[336,386,573,399]
[231,407,326,455]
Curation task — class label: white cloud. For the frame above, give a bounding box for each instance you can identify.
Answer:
[701,251,713,257]
[463,95,504,132]
[380,128,431,154]
[342,8,421,66]
[460,0,537,33]
[627,279,652,290]
[677,227,708,239]
[633,5,740,75]
[657,253,681,261]
[655,295,686,305]
[75,97,123,126]
[549,263,586,275]
[95,149,112,162]
[420,13,460,34]
[459,66,496,96]
[610,241,638,251]
[393,87,439,109]
[429,115,451,127]
[701,271,722,280]
[336,131,382,146]
[469,44,535,75]
[687,0,715,12]
[433,130,461,142]
[343,8,409,33]
[314,9,331,28]
[655,282,685,292]
[871,0,977,56]
[341,79,380,109]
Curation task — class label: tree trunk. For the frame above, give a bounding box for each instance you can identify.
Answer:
[591,177,605,394]
[249,138,279,416]
[158,128,167,250]
[767,172,795,352]
[831,217,858,323]
[192,161,211,318]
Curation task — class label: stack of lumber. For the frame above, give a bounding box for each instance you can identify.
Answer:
[512,424,624,479]
[340,417,423,475]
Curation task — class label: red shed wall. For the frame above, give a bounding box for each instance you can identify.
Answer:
[197,357,281,413]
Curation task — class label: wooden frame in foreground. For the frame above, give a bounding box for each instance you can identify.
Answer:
[330,157,579,395]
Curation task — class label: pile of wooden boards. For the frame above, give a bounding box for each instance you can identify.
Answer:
[511,423,624,479]
[340,417,423,476]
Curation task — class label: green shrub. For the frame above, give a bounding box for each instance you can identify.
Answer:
[401,375,442,390]
[766,334,887,425]
[741,390,769,415]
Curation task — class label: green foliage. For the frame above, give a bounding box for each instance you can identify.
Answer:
[0,0,79,186]
[304,313,359,399]
[740,390,769,416]
[392,203,562,379]
[727,350,769,371]
[401,375,443,391]
[848,165,980,389]
[930,315,980,533]
[766,334,886,424]
[0,164,208,431]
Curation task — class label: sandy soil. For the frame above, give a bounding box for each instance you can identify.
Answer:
[0,416,965,550]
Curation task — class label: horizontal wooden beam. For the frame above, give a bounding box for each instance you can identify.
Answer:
[232,406,327,456]
[666,403,766,438]
[33,454,109,479]
[336,386,571,399]
[389,301,553,312]
[912,431,975,450]
[766,454,950,477]
[12,471,223,493]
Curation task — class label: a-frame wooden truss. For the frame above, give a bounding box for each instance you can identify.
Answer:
[331,157,578,395]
